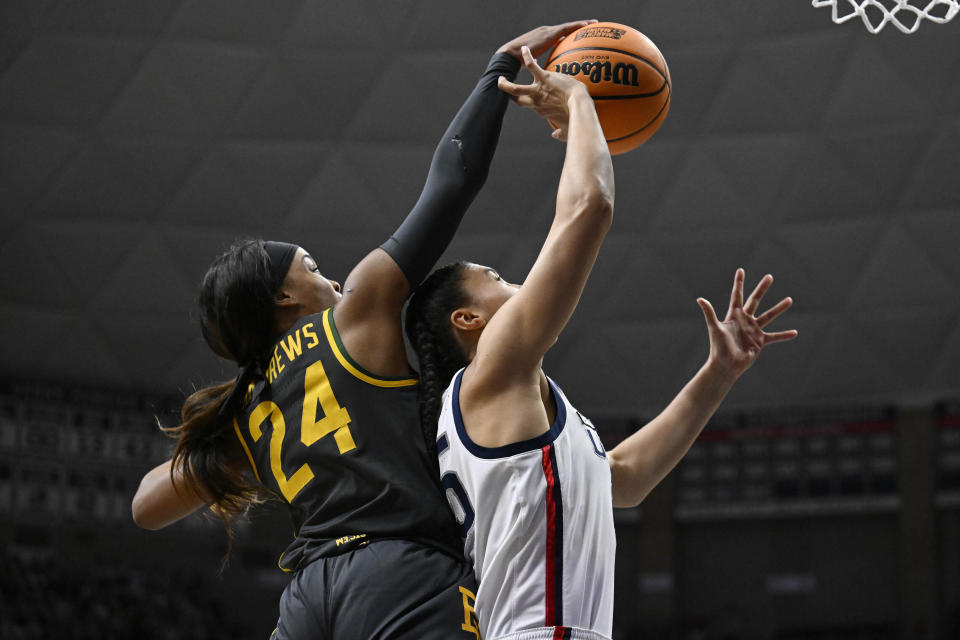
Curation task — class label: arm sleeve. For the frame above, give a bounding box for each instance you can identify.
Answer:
[379,52,521,288]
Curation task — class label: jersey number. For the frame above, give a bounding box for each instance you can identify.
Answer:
[441,472,475,538]
[246,360,354,502]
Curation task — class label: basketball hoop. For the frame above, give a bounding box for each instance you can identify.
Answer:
[813,0,959,33]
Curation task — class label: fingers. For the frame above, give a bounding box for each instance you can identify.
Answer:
[507,20,600,60]
[497,75,536,98]
[520,45,546,79]
[756,296,793,328]
[541,20,599,49]
[498,46,547,99]
[554,19,599,37]
[743,274,773,316]
[763,329,799,344]
[697,298,721,330]
[551,128,568,142]
[726,268,745,320]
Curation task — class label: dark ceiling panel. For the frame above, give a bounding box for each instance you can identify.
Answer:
[0,36,149,126]
[0,0,957,415]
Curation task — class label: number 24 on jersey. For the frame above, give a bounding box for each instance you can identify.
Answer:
[236,360,354,502]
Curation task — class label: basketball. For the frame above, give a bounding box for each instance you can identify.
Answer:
[545,22,671,154]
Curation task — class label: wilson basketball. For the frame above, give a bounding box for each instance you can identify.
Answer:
[545,22,671,154]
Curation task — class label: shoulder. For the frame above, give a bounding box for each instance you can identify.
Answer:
[316,305,417,387]
[337,248,409,322]
[458,365,555,449]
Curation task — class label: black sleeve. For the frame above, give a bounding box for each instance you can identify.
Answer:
[379,52,521,288]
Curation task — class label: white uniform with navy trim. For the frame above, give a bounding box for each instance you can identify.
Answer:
[436,369,616,640]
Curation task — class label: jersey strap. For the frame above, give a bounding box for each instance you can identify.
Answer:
[450,369,568,459]
[321,308,417,388]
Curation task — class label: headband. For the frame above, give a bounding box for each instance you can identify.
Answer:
[264,240,299,294]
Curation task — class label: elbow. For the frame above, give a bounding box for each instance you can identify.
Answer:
[584,188,615,230]
[612,489,647,510]
[131,482,173,531]
[567,189,614,234]
[611,480,650,509]
[608,451,649,509]
[465,164,491,194]
[587,162,616,225]
[433,139,490,198]
[131,503,154,530]
[131,494,161,531]
[594,190,615,229]
[131,476,155,530]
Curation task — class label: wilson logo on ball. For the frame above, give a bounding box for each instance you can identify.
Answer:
[574,26,627,41]
[545,21,671,155]
[553,61,640,86]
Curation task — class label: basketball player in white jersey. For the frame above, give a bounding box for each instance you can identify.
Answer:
[405,47,797,640]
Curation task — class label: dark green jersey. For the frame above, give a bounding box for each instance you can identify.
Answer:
[232,307,462,572]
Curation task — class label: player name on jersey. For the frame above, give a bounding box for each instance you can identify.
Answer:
[264,322,323,384]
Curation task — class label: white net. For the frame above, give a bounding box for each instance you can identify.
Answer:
[813,0,960,33]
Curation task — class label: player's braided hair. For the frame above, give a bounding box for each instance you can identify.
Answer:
[405,262,470,449]
[164,240,277,557]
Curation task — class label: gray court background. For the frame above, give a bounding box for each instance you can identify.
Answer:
[1,1,958,639]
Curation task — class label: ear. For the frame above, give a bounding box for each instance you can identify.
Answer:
[274,289,297,308]
[450,307,486,333]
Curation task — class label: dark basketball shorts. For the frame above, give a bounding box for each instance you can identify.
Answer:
[270,539,480,640]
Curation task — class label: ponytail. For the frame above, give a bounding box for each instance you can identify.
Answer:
[405,262,470,450]
[166,380,263,518]
[163,380,265,563]
[160,238,284,560]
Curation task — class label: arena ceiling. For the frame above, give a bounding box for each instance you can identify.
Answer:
[2,1,958,418]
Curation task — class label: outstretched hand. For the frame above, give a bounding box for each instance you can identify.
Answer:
[497,20,598,59]
[497,46,589,138]
[697,269,798,379]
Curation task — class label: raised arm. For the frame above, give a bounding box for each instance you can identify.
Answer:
[607,269,798,507]
[470,47,614,390]
[334,23,595,376]
[364,21,598,298]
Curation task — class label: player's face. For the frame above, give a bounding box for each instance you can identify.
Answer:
[461,262,519,322]
[281,248,342,314]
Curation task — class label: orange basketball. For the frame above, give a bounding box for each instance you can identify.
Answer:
[545,22,671,154]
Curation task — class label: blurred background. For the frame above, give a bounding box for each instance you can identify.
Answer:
[1,1,958,638]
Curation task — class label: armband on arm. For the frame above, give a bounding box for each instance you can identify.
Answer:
[380,52,521,288]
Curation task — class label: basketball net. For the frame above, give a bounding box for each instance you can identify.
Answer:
[813,0,959,33]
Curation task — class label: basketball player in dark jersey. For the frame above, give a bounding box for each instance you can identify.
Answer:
[131,21,598,640]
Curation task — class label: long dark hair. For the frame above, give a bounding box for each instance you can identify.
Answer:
[405,262,471,446]
[164,239,281,539]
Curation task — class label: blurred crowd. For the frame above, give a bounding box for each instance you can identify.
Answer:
[0,549,236,640]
